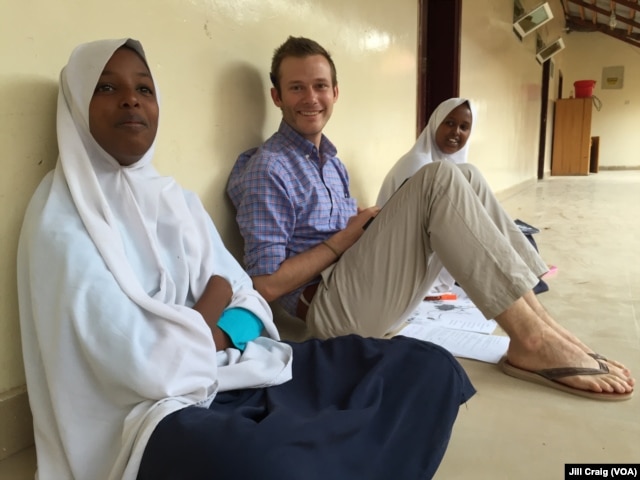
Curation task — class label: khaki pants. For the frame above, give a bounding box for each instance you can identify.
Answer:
[307,161,547,339]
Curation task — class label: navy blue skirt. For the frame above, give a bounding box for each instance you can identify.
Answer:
[137,335,474,480]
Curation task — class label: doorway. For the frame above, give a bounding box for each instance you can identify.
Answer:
[537,60,551,180]
[417,0,462,134]
[418,1,551,180]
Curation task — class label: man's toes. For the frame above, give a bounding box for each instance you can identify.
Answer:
[599,375,632,394]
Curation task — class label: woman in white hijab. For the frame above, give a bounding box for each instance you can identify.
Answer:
[376,98,475,207]
[376,98,475,295]
[18,39,475,480]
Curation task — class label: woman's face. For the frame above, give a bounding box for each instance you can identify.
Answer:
[434,103,472,155]
[89,47,159,166]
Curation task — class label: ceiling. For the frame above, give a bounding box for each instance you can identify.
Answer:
[561,0,640,47]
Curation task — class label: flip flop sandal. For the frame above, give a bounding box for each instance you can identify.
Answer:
[499,357,633,401]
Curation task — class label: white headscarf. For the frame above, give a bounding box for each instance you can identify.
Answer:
[18,39,291,480]
[376,97,476,206]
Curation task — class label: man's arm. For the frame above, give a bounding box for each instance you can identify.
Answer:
[253,206,380,302]
[192,275,233,350]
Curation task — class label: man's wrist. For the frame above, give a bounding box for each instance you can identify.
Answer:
[322,240,341,258]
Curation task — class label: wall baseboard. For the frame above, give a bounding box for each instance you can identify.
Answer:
[598,165,640,171]
[494,177,538,203]
[0,386,34,461]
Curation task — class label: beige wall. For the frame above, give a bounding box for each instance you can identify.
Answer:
[0,0,637,459]
[459,0,567,191]
[561,31,640,168]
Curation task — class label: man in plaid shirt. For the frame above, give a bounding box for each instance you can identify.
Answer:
[227,36,633,400]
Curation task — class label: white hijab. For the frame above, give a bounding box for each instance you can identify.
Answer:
[376,97,476,206]
[18,38,291,480]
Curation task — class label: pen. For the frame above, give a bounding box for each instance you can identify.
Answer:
[424,293,458,301]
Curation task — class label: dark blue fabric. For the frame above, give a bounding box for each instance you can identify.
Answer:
[137,335,475,480]
[524,234,549,294]
[515,219,549,295]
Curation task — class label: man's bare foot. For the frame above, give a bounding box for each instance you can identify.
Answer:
[506,325,634,394]
[522,291,631,375]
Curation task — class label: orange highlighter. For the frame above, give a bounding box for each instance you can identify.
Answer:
[424,293,458,301]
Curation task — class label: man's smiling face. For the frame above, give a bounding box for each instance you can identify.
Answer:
[271,54,339,148]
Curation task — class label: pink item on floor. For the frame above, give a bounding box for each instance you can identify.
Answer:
[542,265,558,279]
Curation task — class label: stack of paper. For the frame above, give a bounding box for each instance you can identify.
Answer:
[396,286,509,364]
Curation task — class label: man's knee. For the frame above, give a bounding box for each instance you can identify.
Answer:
[415,159,458,180]
[456,162,481,179]
[412,160,464,191]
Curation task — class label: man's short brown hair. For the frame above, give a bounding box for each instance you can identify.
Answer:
[270,36,338,95]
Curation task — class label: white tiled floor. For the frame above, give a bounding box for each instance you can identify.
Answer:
[435,170,640,479]
[2,171,638,479]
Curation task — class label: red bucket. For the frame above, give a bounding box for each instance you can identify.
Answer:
[574,80,596,98]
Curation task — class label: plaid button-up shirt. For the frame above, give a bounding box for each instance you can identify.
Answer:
[228,121,357,316]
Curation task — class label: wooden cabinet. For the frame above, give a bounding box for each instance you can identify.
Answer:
[551,98,592,175]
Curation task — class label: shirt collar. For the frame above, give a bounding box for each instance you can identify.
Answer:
[278,120,338,159]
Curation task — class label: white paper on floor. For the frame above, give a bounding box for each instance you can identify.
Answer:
[396,286,509,364]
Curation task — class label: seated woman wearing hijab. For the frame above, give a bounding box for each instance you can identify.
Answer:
[376,98,548,296]
[17,39,475,480]
[377,98,476,295]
